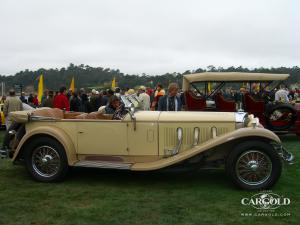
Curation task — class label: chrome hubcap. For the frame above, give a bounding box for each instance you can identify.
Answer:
[248,160,259,171]
[236,150,272,186]
[32,146,61,178]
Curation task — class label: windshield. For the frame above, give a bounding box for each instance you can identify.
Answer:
[190,80,282,98]
[120,95,141,108]
[190,82,221,99]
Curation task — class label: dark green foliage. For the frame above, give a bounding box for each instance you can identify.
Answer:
[0,64,299,92]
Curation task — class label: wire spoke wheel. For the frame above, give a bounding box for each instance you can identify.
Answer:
[235,150,272,186]
[32,145,61,178]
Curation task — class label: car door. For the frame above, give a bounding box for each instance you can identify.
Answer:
[126,121,158,156]
[77,120,128,155]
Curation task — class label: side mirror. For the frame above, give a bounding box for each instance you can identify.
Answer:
[129,103,135,114]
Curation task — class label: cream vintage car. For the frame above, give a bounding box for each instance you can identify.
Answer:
[0,95,294,190]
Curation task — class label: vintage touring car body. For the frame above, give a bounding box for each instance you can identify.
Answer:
[0,96,294,190]
[183,72,300,135]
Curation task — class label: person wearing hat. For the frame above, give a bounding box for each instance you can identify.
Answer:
[126,89,135,95]
[90,89,100,112]
[3,89,23,129]
[138,86,150,110]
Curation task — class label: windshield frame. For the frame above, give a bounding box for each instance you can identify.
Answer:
[190,80,285,98]
[120,94,141,109]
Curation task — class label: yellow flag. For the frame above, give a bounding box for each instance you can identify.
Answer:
[208,82,211,93]
[37,74,44,103]
[111,77,116,89]
[265,85,269,91]
[69,77,75,93]
[256,84,260,92]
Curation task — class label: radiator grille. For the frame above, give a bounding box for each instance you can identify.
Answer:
[217,127,229,136]
[163,126,229,150]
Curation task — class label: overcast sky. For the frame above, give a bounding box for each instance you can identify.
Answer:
[0,0,299,75]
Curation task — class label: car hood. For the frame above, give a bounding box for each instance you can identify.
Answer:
[133,111,235,123]
[158,111,235,122]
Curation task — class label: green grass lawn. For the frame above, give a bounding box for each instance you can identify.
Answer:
[0,132,299,225]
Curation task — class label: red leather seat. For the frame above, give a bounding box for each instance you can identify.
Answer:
[185,90,206,111]
[244,93,265,113]
[214,93,235,112]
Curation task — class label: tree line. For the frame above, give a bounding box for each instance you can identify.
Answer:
[0,64,299,93]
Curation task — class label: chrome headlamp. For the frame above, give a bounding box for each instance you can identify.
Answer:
[235,112,248,123]
[235,112,248,129]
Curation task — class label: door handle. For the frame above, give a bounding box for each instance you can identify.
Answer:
[78,131,84,134]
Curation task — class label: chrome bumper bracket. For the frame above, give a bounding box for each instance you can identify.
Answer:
[274,145,295,165]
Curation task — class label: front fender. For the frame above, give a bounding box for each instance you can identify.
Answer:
[131,127,281,171]
[12,125,78,165]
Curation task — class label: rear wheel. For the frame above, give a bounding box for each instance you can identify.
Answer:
[226,141,282,190]
[24,137,68,182]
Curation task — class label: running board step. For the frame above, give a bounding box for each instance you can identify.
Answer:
[74,160,132,170]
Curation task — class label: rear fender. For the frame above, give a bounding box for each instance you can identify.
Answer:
[12,125,77,165]
[131,127,281,171]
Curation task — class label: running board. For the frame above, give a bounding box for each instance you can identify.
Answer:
[73,160,132,170]
[273,131,289,134]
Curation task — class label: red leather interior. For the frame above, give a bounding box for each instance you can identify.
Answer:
[214,93,235,112]
[244,93,265,113]
[185,90,206,111]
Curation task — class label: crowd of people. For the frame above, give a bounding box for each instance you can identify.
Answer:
[1,81,300,130]
[216,84,300,105]
[0,83,184,128]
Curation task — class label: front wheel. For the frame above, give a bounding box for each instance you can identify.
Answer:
[226,141,282,190]
[24,137,69,182]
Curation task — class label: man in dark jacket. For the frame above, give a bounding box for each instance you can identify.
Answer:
[70,91,81,112]
[20,92,27,103]
[42,90,54,108]
[100,90,109,106]
[80,93,92,113]
[158,83,182,111]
